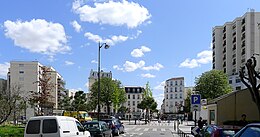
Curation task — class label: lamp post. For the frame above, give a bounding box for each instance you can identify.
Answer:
[98,41,110,121]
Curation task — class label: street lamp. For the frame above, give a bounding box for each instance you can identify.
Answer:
[98,41,110,121]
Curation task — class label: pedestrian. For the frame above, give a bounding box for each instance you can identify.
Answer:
[198,117,204,129]
[239,114,248,127]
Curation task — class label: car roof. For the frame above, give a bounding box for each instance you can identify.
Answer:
[29,116,76,121]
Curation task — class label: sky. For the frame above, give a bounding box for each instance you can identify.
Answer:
[0,0,260,109]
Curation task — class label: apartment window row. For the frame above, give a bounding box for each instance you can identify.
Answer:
[127,94,141,99]
[166,80,183,86]
[165,87,183,92]
[166,94,182,99]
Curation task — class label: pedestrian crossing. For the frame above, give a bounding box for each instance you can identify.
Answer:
[125,127,174,132]
[147,121,174,126]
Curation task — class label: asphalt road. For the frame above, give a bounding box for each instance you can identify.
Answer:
[119,120,176,137]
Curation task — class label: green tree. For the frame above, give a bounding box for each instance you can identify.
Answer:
[90,78,126,115]
[59,90,72,110]
[184,89,192,113]
[71,91,88,111]
[195,70,232,100]
[137,97,157,123]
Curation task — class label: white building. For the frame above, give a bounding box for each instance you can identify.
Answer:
[124,86,144,120]
[212,10,260,91]
[7,61,64,119]
[164,77,185,114]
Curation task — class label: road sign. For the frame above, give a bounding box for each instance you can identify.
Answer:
[191,127,200,136]
[191,95,201,111]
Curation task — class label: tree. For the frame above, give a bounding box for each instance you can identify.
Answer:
[29,66,55,116]
[59,89,72,110]
[137,97,157,123]
[239,56,260,119]
[194,70,232,100]
[89,78,126,115]
[71,91,88,111]
[0,84,22,125]
[184,89,192,113]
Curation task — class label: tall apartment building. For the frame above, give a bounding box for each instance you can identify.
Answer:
[164,77,185,114]
[8,61,65,119]
[124,86,145,119]
[212,10,260,91]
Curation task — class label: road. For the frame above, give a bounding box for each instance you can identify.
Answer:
[119,120,176,137]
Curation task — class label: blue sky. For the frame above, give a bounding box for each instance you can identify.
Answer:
[0,0,260,108]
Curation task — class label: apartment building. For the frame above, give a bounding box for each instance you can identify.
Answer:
[124,86,144,119]
[212,10,260,91]
[7,61,65,119]
[88,69,112,89]
[164,77,185,114]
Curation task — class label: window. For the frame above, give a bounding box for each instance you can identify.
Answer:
[170,81,173,86]
[180,81,183,85]
[19,77,24,81]
[137,95,140,99]
[170,94,173,99]
[229,80,232,84]
[128,95,130,99]
[170,88,173,92]
[175,87,177,92]
[175,81,178,85]
[179,94,182,99]
[166,94,168,99]
[236,79,241,83]
[43,119,57,133]
[133,101,135,106]
[76,121,85,132]
[236,86,241,90]
[26,120,40,134]
[175,94,177,99]
[180,87,182,92]
[19,71,24,74]
[133,95,135,99]
[128,101,130,106]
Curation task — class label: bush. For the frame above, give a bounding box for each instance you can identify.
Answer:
[0,125,24,137]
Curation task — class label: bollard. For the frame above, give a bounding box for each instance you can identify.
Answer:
[174,120,176,131]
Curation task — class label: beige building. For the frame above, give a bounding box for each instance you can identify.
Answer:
[164,77,185,114]
[207,89,258,125]
[124,86,145,119]
[8,61,65,119]
[212,10,260,91]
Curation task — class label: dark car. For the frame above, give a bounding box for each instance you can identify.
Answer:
[83,121,112,137]
[233,123,260,137]
[101,118,124,136]
[201,125,237,137]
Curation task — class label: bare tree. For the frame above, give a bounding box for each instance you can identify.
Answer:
[29,66,55,116]
[239,56,260,119]
[0,84,22,125]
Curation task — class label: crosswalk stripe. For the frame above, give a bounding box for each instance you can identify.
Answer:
[134,128,141,131]
[152,128,157,131]
[144,128,149,131]
[161,128,166,131]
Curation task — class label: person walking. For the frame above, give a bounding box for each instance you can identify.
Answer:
[239,114,248,127]
[198,117,204,129]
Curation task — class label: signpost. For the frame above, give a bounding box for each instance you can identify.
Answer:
[191,94,201,127]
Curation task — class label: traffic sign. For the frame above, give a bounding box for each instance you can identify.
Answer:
[191,95,201,111]
[191,95,201,104]
[191,127,200,136]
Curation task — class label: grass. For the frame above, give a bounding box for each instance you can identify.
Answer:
[0,125,24,137]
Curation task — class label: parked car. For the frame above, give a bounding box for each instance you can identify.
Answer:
[101,118,124,136]
[24,116,91,137]
[83,121,112,137]
[201,125,237,137]
[233,123,260,137]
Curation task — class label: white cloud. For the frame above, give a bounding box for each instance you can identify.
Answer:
[91,60,98,64]
[84,32,128,45]
[70,20,82,32]
[131,46,151,58]
[0,62,10,78]
[113,65,123,71]
[65,61,74,65]
[142,63,164,71]
[123,60,145,72]
[141,73,155,78]
[179,49,212,68]
[4,19,70,56]
[130,30,142,40]
[154,81,165,91]
[72,0,151,28]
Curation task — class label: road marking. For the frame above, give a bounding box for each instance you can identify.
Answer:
[135,128,141,131]
[144,128,149,131]
[161,128,166,131]
[139,133,143,135]
[152,128,157,131]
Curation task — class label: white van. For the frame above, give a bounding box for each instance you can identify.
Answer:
[24,116,91,137]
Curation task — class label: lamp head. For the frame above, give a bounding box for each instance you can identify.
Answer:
[104,44,110,49]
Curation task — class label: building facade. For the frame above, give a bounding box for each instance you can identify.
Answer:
[7,61,64,119]
[164,77,185,114]
[212,10,260,91]
[124,86,144,119]
[0,78,7,95]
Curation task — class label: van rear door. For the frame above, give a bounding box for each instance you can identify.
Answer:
[25,120,41,137]
[42,119,59,137]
